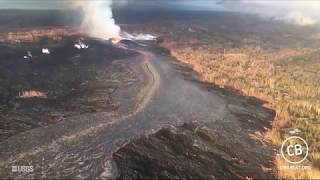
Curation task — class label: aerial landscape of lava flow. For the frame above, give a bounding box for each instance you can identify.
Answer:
[0,0,319,179]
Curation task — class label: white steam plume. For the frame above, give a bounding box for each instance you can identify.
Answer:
[122,32,157,41]
[72,0,156,41]
[73,0,120,39]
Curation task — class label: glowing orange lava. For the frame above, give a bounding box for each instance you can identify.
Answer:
[18,90,47,98]
[111,38,121,45]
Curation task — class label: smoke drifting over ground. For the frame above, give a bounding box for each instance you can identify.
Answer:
[121,32,157,41]
[221,0,320,26]
[118,0,320,26]
[1,0,318,35]
[166,0,320,26]
[71,0,320,29]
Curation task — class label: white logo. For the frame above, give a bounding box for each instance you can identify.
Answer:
[12,165,34,173]
[281,136,308,164]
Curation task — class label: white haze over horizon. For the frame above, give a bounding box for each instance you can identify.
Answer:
[224,0,320,26]
[0,0,319,38]
[169,0,320,26]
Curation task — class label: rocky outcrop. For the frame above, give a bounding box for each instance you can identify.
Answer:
[113,120,276,179]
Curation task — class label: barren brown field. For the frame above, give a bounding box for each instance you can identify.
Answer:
[119,10,320,179]
[0,5,319,179]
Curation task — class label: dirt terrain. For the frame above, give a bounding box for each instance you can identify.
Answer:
[0,34,276,178]
[0,10,279,179]
[114,9,320,179]
[112,45,276,179]
[0,33,136,141]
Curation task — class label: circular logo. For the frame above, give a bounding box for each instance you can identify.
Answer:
[281,136,308,164]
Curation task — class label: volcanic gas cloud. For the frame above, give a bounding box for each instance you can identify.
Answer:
[73,0,121,39]
[73,0,156,41]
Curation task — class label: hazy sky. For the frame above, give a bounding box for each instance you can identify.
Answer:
[0,0,319,26]
[0,0,75,9]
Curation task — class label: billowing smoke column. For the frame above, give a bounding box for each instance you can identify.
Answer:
[74,0,121,39]
[73,0,156,41]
